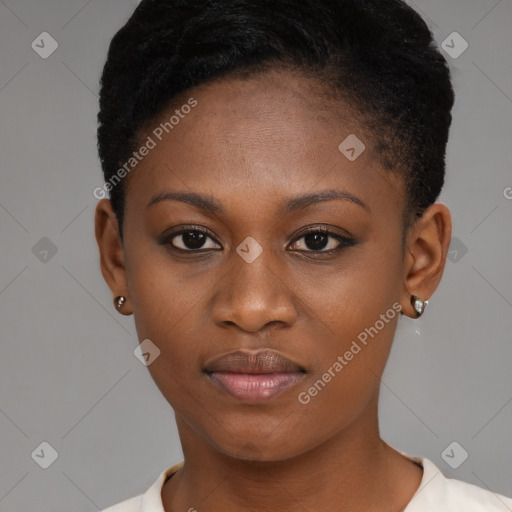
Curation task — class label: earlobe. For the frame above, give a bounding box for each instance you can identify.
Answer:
[400,203,452,319]
[94,199,132,315]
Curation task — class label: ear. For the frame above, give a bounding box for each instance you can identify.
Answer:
[400,203,452,318]
[94,199,132,315]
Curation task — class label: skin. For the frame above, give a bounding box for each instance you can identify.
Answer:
[95,68,452,512]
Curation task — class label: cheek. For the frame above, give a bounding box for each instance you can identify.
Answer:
[292,237,403,410]
[291,303,399,449]
[123,244,205,405]
[299,233,403,337]
[125,238,195,336]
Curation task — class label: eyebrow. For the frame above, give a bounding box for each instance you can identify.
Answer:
[146,189,370,214]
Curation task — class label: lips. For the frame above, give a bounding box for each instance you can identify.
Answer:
[204,349,305,374]
[203,349,306,402]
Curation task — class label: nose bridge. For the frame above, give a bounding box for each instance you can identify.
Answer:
[212,238,297,331]
[233,240,278,295]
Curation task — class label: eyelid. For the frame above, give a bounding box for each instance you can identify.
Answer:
[293,225,355,241]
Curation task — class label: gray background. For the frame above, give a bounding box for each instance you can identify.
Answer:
[0,0,511,510]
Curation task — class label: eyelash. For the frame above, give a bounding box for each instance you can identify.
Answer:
[160,225,357,255]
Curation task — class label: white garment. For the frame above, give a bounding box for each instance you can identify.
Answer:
[101,452,512,511]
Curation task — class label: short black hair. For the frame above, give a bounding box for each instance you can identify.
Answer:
[97,0,455,239]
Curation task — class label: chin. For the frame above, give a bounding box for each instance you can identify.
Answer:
[208,429,312,463]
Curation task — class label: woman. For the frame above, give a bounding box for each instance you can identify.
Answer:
[94,0,512,510]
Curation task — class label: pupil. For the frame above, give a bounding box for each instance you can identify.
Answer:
[305,232,328,251]
[183,231,206,249]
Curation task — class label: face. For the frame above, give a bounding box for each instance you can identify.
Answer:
[96,68,447,462]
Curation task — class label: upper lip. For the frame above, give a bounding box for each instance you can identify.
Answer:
[203,349,306,374]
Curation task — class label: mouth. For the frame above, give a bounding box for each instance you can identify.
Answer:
[203,349,306,403]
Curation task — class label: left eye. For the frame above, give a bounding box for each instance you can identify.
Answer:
[289,228,355,253]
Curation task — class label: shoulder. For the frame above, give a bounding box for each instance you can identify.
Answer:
[100,494,142,512]
[441,474,512,510]
[98,461,184,512]
[407,456,512,511]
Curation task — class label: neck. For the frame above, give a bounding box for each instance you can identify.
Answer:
[162,396,423,512]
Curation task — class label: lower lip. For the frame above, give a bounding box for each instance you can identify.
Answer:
[207,372,305,402]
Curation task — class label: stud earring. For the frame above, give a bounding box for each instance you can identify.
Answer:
[411,295,428,318]
[114,296,126,310]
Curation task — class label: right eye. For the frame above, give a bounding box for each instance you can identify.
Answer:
[161,226,222,252]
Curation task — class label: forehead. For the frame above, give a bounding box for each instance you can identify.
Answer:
[125,68,403,219]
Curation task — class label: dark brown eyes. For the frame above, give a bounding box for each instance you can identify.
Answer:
[160,225,357,255]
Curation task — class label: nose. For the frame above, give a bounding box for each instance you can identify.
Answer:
[211,247,298,333]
